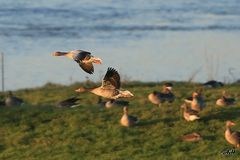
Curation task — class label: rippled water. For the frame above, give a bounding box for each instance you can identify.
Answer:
[0,0,240,90]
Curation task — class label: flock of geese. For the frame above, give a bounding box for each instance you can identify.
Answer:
[51,49,240,148]
[1,49,239,149]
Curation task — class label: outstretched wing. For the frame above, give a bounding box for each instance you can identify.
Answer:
[102,67,120,89]
[71,50,91,61]
[79,62,94,74]
[72,50,94,74]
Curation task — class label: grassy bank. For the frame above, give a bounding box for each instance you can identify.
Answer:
[0,82,240,159]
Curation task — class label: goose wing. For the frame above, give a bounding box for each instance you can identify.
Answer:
[71,50,91,61]
[128,115,138,122]
[225,97,236,104]
[102,67,120,89]
[68,50,94,74]
[231,131,240,140]
[78,62,94,74]
[72,50,94,74]
[12,97,23,104]
[57,97,80,107]
[181,133,201,141]
[187,108,199,115]
[115,100,129,106]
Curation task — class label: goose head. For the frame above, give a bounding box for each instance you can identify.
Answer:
[192,92,199,98]
[222,90,227,97]
[163,83,173,92]
[123,106,128,114]
[226,121,236,127]
[90,57,102,64]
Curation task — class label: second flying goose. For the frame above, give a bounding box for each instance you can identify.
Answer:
[75,67,134,99]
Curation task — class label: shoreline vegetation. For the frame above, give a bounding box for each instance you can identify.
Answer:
[0,81,240,159]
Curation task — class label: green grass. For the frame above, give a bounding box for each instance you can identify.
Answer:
[0,81,240,159]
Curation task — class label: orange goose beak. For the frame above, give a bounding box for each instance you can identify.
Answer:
[52,52,66,56]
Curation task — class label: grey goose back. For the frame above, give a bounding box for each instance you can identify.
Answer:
[5,91,24,106]
[120,106,138,127]
[148,83,175,106]
[203,80,224,88]
[98,97,129,108]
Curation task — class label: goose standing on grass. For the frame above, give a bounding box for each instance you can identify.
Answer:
[105,99,129,108]
[148,91,165,107]
[225,121,240,148]
[5,91,23,106]
[203,80,224,88]
[120,106,138,127]
[52,50,102,74]
[191,92,206,112]
[97,97,107,108]
[161,83,175,102]
[56,97,81,108]
[97,97,129,109]
[185,92,205,112]
[181,103,200,121]
[75,67,134,99]
[148,83,175,106]
[216,91,236,106]
[181,132,202,142]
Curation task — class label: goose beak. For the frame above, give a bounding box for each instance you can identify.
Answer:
[52,52,62,56]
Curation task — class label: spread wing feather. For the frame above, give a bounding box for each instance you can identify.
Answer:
[102,67,120,89]
[71,50,91,61]
[79,63,94,74]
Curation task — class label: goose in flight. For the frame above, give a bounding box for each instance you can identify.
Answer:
[52,50,102,74]
[75,67,134,99]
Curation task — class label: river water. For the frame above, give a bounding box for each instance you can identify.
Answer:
[0,0,240,90]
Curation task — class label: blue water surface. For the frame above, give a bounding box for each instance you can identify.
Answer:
[0,0,240,90]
